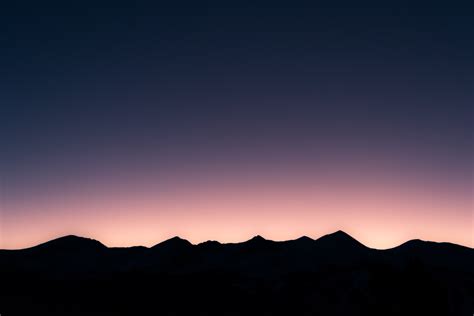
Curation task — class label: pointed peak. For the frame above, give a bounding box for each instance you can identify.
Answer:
[248,235,267,242]
[296,236,314,242]
[168,236,187,241]
[235,235,275,250]
[153,236,192,248]
[334,230,351,236]
[162,236,191,244]
[316,230,364,247]
[242,235,277,247]
[325,230,352,238]
[285,236,314,246]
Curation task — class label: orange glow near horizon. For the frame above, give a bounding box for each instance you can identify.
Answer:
[2,164,472,250]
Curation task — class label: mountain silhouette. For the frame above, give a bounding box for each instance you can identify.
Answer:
[152,236,193,250]
[292,235,314,243]
[1,231,472,316]
[316,230,365,245]
[246,234,267,243]
[239,235,275,249]
[26,235,107,253]
[197,240,221,247]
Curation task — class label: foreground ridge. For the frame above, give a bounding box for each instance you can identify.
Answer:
[1,230,472,316]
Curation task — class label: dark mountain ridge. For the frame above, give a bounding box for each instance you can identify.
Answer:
[3,230,471,253]
[24,235,107,253]
[1,231,472,316]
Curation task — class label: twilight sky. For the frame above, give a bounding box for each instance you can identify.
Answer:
[1,1,473,249]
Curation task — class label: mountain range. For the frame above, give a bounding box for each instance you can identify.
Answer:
[1,231,473,316]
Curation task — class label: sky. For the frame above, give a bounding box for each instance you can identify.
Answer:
[1,1,473,249]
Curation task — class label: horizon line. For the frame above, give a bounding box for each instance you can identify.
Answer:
[2,230,471,251]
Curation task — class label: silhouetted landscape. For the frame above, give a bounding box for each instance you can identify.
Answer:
[2,1,473,315]
[1,231,472,316]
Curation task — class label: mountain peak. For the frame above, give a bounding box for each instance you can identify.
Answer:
[168,236,188,242]
[324,230,352,239]
[296,236,314,242]
[152,236,192,249]
[198,240,221,246]
[284,236,315,248]
[197,240,221,250]
[316,230,364,248]
[334,230,351,236]
[32,235,106,252]
[247,235,267,243]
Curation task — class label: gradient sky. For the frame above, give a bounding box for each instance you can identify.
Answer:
[1,1,473,249]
